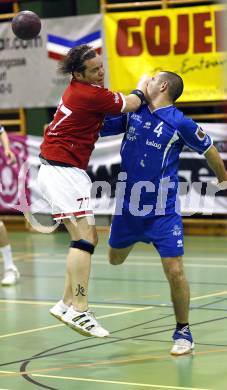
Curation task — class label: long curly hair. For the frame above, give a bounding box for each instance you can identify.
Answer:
[59,44,96,75]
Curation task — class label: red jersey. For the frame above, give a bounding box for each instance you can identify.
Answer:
[40,80,124,169]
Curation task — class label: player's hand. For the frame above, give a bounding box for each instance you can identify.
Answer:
[4,149,17,165]
[137,74,150,101]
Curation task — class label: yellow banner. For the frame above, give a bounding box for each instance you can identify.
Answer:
[104,4,227,102]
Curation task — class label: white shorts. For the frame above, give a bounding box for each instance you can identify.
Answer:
[37,164,93,220]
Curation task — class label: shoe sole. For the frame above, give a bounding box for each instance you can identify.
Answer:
[1,272,20,286]
[50,312,95,337]
[66,321,109,338]
[1,280,19,286]
[49,311,65,322]
[171,342,195,356]
[67,322,94,337]
[50,312,109,338]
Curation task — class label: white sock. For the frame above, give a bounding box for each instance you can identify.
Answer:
[0,244,15,270]
[59,300,70,310]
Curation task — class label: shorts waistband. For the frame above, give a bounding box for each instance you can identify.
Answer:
[39,155,74,167]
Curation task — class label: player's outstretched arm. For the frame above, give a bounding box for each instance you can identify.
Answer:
[122,77,149,113]
[0,129,16,165]
[204,145,227,186]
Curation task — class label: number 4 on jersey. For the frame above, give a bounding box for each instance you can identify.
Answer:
[153,121,163,137]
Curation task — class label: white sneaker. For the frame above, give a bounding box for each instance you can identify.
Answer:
[1,267,20,286]
[171,326,194,356]
[171,339,195,355]
[62,306,109,338]
[49,300,70,321]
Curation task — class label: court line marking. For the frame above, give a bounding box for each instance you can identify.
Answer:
[0,299,140,310]
[0,293,225,339]
[1,346,227,381]
[0,324,63,338]
[5,253,227,264]
[12,257,227,268]
[0,306,154,339]
[9,252,227,263]
[1,289,226,312]
[0,370,212,390]
[92,261,227,269]
[0,294,225,340]
[191,291,227,301]
[31,374,211,390]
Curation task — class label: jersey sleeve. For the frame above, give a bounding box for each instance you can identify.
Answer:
[177,116,213,155]
[100,114,128,137]
[89,87,126,114]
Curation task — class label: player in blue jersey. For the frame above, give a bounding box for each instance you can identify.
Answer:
[101,71,227,355]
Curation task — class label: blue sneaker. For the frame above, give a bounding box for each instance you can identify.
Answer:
[171,325,195,355]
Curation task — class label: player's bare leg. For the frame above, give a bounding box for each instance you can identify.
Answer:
[0,221,10,248]
[161,256,189,323]
[63,216,97,312]
[50,216,109,337]
[109,245,134,265]
[161,256,194,355]
[62,272,73,306]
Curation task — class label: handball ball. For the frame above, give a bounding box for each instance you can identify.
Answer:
[11,11,41,40]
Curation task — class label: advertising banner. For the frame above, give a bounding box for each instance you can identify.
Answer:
[0,14,102,108]
[104,4,227,102]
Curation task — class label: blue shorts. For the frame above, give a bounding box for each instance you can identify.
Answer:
[109,211,184,258]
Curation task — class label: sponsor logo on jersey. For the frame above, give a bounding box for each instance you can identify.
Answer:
[126,126,136,141]
[177,239,183,248]
[172,225,182,236]
[143,121,151,129]
[131,113,142,123]
[146,139,161,149]
[47,131,59,136]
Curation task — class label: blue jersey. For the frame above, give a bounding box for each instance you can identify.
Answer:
[101,105,212,216]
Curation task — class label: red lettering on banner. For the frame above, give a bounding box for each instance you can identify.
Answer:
[116,19,142,56]
[174,15,189,54]
[194,13,212,53]
[115,10,221,56]
[145,16,170,55]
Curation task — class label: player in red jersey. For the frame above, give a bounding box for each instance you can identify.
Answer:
[38,44,149,337]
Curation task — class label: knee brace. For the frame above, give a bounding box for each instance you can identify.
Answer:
[70,239,95,254]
